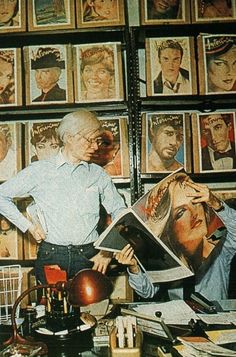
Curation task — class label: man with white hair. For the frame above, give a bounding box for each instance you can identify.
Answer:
[0,109,126,284]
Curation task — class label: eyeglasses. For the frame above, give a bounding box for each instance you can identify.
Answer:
[78,133,103,147]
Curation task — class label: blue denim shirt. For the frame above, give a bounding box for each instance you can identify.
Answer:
[0,150,126,246]
[128,203,236,301]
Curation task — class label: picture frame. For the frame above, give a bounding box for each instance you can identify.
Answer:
[24,118,62,167]
[145,37,197,97]
[90,116,130,178]
[141,112,192,174]
[27,0,76,32]
[75,0,125,28]
[73,42,124,104]
[140,0,190,25]
[24,44,74,105]
[0,48,22,107]
[0,0,26,34]
[0,122,22,182]
[191,111,236,173]
[197,34,236,95]
[0,208,23,260]
[191,0,236,23]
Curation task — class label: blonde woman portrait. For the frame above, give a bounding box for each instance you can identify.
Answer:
[80,45,116,101]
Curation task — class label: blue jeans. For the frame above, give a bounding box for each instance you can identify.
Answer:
[35,241,97,284]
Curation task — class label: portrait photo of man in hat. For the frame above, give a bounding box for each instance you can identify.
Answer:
[30,46,67,103]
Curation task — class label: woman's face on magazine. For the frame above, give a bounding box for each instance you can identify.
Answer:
[170,182,208,256]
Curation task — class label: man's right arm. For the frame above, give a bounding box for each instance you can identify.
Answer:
[0,166,36,233]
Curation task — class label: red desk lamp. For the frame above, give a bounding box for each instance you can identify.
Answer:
[3,269,113,355]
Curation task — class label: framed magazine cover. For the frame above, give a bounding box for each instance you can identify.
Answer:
[0,122,22,182]
[140,0,190,25]
[90,116,130,178]
[191,111,236,173]
[0,48,22,107]
[0,211,23,260]
[75,0,125,28]
[191,0,236,23]
[197,34,236,95]
[141,112,191,173]
[27,0,76,32]
[24,119,62,167]
[146,37,197,96]
[24,44,74,105]
[0,0,26,34]
[73,42,124,103]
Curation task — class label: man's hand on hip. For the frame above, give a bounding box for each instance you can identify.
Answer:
[28,224,46,243]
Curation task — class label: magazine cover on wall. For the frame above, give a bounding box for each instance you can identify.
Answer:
[145,37,197,97]
[192,111,236,173]
[27,0,75,31]
[90,116,130,178]
[0,122,22,182]
[197,34,236,95]
[0,48,22,107]
[24,44,74,105]
[0,208,23,260]
[140,0,190,25]
[191,0,236,23]
[0,0,26,33]
[141,112,191,173]
[95,168,225,282]
[75,0,125,28]
[24,119,62,167]
[73,42,124,103]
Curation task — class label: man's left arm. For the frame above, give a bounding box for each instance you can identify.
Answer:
[91,171,127,274]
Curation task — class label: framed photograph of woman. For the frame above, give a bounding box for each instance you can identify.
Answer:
[191,111,236,173]
[0,0,26,33]
[24,119,62,167]
[140,0,190,25]
[191,0,236,23]
[141,112,191,174]
[0,48,22,107]
[75,0,125,28]
[0,213,23,260]
[24,44,74,105]
[0,122,22,182]
[27,0,75,32]
[197,34,236,95]
[73,42,124,103]
[90,116,130,178]
[146,37,197,97]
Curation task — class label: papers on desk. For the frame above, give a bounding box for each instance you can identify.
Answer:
[133,300,198,325]
[198,311,236,325]
[177,336,236,356]
[206,329,236,345]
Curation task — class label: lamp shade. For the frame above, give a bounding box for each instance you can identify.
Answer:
[67,269,113,306]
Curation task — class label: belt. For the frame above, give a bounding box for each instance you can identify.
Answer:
[41,241,95,250]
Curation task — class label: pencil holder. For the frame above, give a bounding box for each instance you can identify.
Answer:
[110,326,143,357]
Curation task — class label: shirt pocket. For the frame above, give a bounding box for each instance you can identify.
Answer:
[79,186,100,215]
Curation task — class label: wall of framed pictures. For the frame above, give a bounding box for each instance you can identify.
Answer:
[0,0,236,267]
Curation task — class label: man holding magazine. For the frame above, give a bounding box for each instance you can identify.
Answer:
[114,180,236,301]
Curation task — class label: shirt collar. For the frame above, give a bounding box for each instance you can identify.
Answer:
[55,149,89,169]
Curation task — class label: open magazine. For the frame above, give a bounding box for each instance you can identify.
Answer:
[95,168,226,283]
